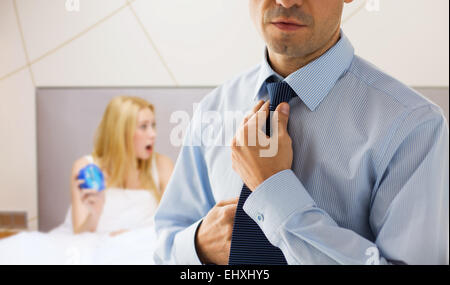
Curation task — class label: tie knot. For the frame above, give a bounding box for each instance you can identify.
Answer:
[266,81,297,111]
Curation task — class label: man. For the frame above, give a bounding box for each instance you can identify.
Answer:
[154,0,449,265]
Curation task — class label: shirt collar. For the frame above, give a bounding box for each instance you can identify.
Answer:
[254,29,355,111]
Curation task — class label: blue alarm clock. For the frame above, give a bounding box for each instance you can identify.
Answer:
[77,164,105,191]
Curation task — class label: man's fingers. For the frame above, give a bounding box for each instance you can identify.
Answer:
[216,197,239,207]
[258,100,270,115]
[254,100,270,130]
[223,203,238,222]
[247,100,270,121]
[243,100,265,126]
[274,102,290,135]
[236,101,270,147]
[252,100,265,114]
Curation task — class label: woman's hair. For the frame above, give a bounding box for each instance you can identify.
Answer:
[92,96,161,202]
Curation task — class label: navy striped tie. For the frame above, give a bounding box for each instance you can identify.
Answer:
[228,81,297,265]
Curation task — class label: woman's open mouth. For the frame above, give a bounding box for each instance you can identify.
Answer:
[146,144,153,152]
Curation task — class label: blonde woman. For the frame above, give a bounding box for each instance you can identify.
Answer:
[70,96,174,236]
[0,96,174,264]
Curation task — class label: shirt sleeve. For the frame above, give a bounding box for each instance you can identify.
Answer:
[153,106,215,265]
[243,104,449,265]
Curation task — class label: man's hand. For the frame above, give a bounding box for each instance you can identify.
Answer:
[195,197,238,265]
[231,100,293,191]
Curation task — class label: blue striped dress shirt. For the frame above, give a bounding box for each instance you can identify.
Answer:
[154,31,449,265]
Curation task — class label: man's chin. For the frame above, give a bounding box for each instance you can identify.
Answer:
[265,33,311,53]
[267,40,310,58]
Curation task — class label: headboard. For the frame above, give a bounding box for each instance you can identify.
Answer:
[36,87,448,232]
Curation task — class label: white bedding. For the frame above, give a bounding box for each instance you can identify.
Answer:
[0,188,159,265]
[0,226,157,265]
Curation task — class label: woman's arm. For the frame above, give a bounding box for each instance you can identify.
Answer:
[70,157,105,234]
[155,153,174,195]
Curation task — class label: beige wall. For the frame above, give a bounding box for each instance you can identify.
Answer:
[0,0,449,230]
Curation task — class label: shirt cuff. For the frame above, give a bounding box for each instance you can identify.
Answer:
[173,219,203,265]
[243,169,316,245]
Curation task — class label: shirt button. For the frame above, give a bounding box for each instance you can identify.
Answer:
[257,213,264,222]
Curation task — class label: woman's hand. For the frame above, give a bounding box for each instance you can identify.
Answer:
[78,185,105,218]
[70,158,106,233]
[71,159,105,216]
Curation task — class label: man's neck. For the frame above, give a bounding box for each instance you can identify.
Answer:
[267,29,341,78]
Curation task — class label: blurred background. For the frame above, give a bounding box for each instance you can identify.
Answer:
[0,0,448,231]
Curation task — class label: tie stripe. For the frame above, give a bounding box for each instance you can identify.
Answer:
[229,81,296,265]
